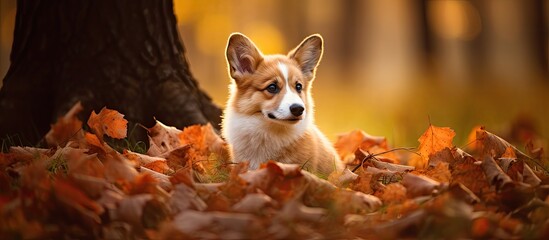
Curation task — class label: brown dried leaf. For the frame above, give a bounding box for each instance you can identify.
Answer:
[328,168,359,188]
[348,168,375,194]
[124,150,166,166]
[45,101,84,146]
[522,163,541,187]
[276,198,326,222]
[170,183,207,213]
[448,183,481,204]
[71,174,109,199]
[169,210,261,239]
[147,120,184,156]
[427,147,455,167]
[370,157,414,172]
[169,167,194,187]
[449,148,490,197]
[333,189,382,214]
[423,162,452,183]
[231,193,275,214]
[481,155,514,192]
[140,167,171,190]
[401,173,441,198]
[65,150,104,178]
[103,153,139,183]
[113,194,153,227]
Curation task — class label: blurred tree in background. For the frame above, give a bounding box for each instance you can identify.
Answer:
[0,0,221,144]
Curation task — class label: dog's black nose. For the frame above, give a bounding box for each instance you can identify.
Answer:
[289,104,304,117]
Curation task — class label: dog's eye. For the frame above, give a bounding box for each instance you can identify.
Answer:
[266,83,279,94]
[296,83,303,93]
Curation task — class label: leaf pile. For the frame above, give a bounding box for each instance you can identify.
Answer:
[1,104,549,239]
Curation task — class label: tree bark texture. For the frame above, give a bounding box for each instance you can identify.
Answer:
[0,0,222,144]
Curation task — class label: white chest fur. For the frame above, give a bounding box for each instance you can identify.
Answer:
[222,109,309,169]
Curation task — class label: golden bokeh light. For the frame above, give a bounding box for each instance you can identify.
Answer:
[428,0,482,41]
[195,13,234,56]
[243,22,285,55]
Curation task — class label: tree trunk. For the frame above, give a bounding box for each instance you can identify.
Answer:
[0,0,222,144]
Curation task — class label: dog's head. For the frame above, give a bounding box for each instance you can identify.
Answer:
[225,33,323,124]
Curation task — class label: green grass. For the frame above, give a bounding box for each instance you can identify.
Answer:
[1,134,24,152]
[47,154,68,175]
[105,123,147,154]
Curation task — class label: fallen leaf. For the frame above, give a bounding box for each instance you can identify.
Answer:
[129,173,159,195]
[448,183,480,204]
[369,156,414,172]
[276,197,327,222]
[140,167,171,190]
[333,189,382,214]
[66,150,104,178]
[501,146,517,159]
[231,193,275,214]
[328,168,359,188]
[423,162,452,183]
[45,101,84,147]
[71,174,109,199]
[170,183,207,213]
[53,178,104,225]
[481,155,514,192]
[147,120,184,156]
[124,150,166,166]
[412,124,455,169]
[335,130,392,163]
[143,160,173,175]
[348,168,375,194]
[87,107,128,140]
[379,183,407,204]
[113,194,153,227]
[169,210,262,239]
[401,173,442,198]
[169,167,194,187]
[449,148,491,198]
[103,153,139,183]
[475,128,531,163]
[522,163,541,186]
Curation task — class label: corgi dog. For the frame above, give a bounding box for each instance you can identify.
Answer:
[222,33,344,176]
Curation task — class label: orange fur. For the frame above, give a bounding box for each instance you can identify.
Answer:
[222,33,344,176]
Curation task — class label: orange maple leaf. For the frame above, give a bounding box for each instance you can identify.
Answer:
[87,107,128,140]
[335,130,393,163]
[411,124,455,169]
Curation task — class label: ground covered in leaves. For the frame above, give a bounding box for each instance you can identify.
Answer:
[1,102,549,239]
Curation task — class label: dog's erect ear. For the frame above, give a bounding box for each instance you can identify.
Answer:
[288,34,323,79]
[226,33,263,81]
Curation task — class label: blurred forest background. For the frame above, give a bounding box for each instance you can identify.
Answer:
[1,0,548,147]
